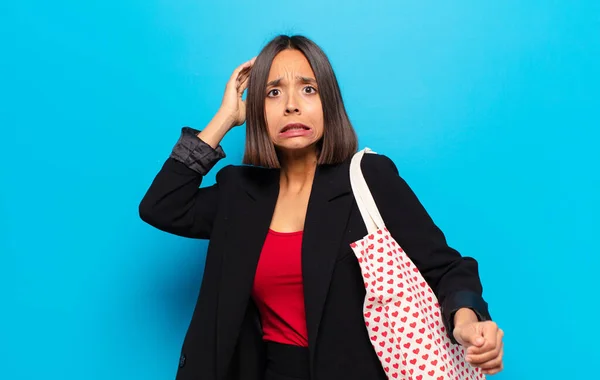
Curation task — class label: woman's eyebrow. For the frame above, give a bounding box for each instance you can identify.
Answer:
[266,76,317,87]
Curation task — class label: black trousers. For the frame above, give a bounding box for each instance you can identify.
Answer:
[265,341,310,380]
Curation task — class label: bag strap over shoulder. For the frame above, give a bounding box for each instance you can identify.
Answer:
[349,148,386,234]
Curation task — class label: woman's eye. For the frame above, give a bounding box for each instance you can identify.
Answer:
[267,89,280,97]
[304,86,317,94]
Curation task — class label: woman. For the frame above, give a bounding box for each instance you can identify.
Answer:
[139,35,504,380]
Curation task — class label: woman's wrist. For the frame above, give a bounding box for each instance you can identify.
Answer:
[453,308,479,329]
[197,110,235,149]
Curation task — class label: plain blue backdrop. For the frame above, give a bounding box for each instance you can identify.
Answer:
[1,1,598,379]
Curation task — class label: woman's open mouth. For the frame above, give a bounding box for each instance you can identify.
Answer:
[279,123,313,138]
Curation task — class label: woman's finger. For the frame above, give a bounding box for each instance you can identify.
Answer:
[467,340,503,365]
[468,325,502,356]
[482,362,504,376]
[478,344,504,370]
[229,57,256,83]
[237,76,250,96]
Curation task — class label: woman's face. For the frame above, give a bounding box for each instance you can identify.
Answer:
[264,49,324,155]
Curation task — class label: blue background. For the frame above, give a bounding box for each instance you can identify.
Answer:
[2,1,598,379]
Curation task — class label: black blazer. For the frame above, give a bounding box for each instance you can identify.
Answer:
[139,133,491,380]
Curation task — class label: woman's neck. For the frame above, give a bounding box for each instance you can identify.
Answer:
[278,148,318,193]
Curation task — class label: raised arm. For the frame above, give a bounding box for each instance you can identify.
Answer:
[139,57,256,239]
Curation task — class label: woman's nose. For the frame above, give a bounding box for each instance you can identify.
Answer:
[285,94,300,114]
[285,105,300,114]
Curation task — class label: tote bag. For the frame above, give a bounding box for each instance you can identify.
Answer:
[349,148,485,380]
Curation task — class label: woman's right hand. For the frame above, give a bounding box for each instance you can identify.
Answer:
[219,57,256,128]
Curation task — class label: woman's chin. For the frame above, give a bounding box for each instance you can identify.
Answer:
[275,139,319,156]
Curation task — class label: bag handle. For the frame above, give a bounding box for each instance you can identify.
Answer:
[350,148,386,234]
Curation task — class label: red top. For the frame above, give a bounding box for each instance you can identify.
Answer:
[251,229,308,347]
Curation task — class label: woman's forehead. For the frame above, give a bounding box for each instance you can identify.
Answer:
[267,50,316,81]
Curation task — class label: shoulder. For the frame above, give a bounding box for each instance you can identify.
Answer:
[360,152,400,177]
[358,152,416,200]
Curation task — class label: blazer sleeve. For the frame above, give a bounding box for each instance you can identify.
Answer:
[138,127,230,239]
[361,153,491,343]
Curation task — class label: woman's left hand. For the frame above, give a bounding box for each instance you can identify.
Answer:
[453,320,504,376]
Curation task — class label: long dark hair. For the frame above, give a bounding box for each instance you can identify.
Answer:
[243,35,358,168]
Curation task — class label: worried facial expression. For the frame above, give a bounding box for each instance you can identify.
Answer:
[264,49,324,153]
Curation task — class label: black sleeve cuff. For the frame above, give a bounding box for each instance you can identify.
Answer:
[441,290,492,345]
[169,127,226,175]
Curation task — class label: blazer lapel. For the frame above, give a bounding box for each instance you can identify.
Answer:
[301,161,354,377]
[215,167,279,380]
